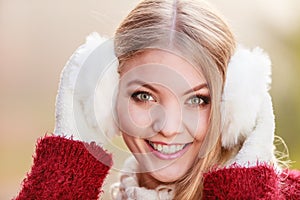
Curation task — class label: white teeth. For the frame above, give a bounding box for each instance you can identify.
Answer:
[150,141,186,154]
[157,144,163,151]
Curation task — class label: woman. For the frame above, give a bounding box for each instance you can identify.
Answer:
[15,0,299,199]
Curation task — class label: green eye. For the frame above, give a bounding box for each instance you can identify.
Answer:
[188,96,203,105]
[186,95,210,106]
[139,93,151,101]
[131,91,155,102]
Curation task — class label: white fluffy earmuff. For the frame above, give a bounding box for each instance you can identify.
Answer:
[54,32,119,144]
[221,45,276,165]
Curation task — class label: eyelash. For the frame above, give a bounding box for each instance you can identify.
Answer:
[131,90,156,103]
[186,94,210,107]
[130,90,210,107]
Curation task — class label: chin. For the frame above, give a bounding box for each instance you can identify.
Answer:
[149,166,185,183]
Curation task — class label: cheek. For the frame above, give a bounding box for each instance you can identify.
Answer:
[116,96,153,138]
[128,103,152,127]
[122,134,138,153]
[183,108,210,141]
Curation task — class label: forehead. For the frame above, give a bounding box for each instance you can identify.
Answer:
[119,49,206,87]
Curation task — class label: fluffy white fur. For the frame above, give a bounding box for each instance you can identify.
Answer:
[221,46,276,166]
[55,33,276,166]
[54,32,119,144]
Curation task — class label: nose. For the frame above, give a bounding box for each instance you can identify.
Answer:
[151,103,183,138]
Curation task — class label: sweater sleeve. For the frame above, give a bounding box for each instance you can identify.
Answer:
[202,165,282,199]
[14,135,112,200]
[281,169,300,199]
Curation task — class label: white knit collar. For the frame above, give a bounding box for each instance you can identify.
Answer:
[110,156,175,200]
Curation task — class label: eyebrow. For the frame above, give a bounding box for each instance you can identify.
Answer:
[127,79,208,95]
[127,80,160,94]
[183,83,208,95]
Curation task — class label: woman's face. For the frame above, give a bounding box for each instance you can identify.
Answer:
[116,49,211,185]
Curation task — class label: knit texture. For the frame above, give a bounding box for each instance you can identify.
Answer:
[281,169,300,199]
[14,136,112,200]
[203,164,282,199]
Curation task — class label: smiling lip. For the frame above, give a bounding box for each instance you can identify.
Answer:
[145,140,192,160]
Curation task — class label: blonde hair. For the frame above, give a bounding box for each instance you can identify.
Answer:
[114,0,236,199]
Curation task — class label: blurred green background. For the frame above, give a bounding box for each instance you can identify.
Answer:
[1,0,299,199]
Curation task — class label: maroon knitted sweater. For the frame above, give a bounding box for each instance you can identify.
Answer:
[14,136,299,199]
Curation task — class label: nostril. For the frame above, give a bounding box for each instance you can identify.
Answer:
[152,120,163,132]
[152,120,182,134]
[152,118,184,137]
